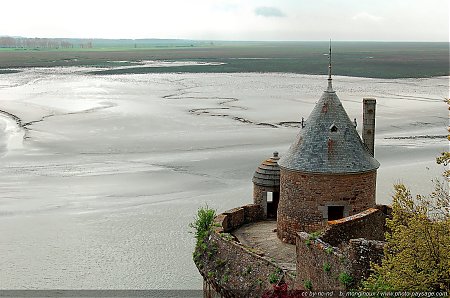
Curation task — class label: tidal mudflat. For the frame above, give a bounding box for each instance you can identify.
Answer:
[0,67,448,289]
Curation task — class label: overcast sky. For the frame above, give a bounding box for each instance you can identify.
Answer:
[1,0,448,41]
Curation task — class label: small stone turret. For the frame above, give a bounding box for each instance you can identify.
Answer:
[362,98,376,156]
[252,152,280,218]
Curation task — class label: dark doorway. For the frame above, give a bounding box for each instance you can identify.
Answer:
[328,206,344,221]
[267,192,279,219]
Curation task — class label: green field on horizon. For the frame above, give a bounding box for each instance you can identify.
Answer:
[0,40,448,79]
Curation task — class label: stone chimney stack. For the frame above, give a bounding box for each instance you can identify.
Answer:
[362,98,376,156]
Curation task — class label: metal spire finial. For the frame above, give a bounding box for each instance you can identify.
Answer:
[327,39,333,92]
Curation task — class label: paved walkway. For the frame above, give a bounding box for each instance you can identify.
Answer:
[232,220,296,272]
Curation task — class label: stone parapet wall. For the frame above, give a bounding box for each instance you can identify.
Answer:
[294,207,390,289]
[214,204,264,233]
[321,206,390,247]
[196,204,294,298]
[296,232,351,291]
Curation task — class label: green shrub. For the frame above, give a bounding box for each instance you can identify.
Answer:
[215,258,226,268]
[304,280,313,290]
[268,273,280,284]
[323,262,331,272]
[362,183,450,291]
[339,272,354,287]
[189,205,216,242]
[308,231,321,240]
[360,273,395,291]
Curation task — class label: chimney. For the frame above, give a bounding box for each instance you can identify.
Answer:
[362,98,376,156]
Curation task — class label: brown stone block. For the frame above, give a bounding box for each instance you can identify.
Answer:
[223,207,245,230]
[214,214,230,232]
[243,204,264,223]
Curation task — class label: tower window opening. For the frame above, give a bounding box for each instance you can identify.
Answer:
[328,206,344,221]
[330,124,338,132]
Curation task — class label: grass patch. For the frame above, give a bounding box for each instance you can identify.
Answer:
[339,272,354,288]
[219,233,234,241]
[308,231,322,240]
[304,280,313,290]
[268,273,280,284]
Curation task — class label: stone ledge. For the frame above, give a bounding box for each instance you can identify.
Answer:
[214,204,264,233]
[321,205,391,246]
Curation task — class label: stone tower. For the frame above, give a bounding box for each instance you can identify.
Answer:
[276,46,380,243]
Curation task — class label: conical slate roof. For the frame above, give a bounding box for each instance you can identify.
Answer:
[278,90,380,174]
[252,152,280,187]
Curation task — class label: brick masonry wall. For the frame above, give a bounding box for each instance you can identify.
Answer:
[277,169,377,243]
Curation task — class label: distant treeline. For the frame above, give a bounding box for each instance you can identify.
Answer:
[0,37,93,49]
[0,37,217,49]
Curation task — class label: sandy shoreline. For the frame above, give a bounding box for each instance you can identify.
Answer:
[0,109,25,156]
[0,69,448,289]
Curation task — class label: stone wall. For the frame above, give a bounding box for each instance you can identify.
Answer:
[277,169,377,243]
[346,238,385,282]
[321,207,389,247]
[296,232,385,290]
[296,232,351,291]
[295,206,388,291]
[214,204,264,233]
[196,204,295,298]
